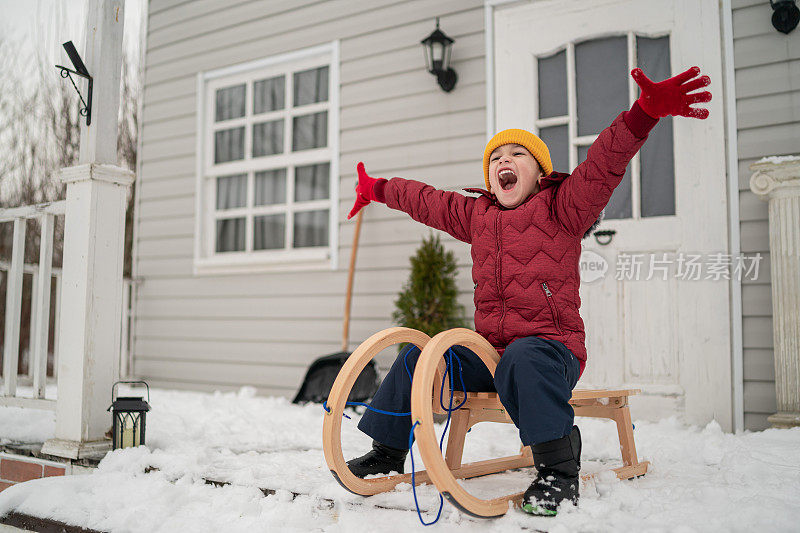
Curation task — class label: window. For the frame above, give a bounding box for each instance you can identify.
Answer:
[196,44,339,274]
[535,34,674,220]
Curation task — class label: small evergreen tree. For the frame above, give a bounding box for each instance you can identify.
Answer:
[393,232,466,351]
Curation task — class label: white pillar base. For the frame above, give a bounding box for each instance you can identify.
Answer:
[767,412,800,429]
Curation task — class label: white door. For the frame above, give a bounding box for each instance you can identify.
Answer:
[493,0,733,428]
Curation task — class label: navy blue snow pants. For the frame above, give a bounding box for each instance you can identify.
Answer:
[357,336,581,450]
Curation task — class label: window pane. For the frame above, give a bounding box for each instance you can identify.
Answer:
[215,218,245,252]
[254,169,287,206]
[636,36,670,95]
[295,163,330,202]
[254,214,286,250]
[253,120,284,157]
[638,35,675,217]
[216,174,247,210]
[293,112,327,151]
[537,49,567,119]
[215,84,245,122]
[214,127,244,163]
[294,66,329,106]
[538,125,568,174]
[575,37,628,136]
[639,117,675,217]
[293,209,328,248]
[253,75,285,114]
[579,145,631,219]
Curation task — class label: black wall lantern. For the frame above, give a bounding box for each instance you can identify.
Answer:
[770,0,799,34]
[107,381,151,450]
[55,41,93,126]
[421,18,458,92]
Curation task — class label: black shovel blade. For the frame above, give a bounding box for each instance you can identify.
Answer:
[292,351,379,404]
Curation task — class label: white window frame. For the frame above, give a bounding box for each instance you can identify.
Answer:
[194,41,340,275]
[531,32,673,221]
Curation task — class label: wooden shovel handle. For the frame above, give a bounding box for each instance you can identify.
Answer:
[342,209,363,352]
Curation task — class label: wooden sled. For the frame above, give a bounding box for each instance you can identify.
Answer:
[322,327,649,518]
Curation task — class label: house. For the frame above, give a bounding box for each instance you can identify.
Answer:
[132,0,800,433]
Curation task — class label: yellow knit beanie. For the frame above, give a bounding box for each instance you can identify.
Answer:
[482,129,553,192]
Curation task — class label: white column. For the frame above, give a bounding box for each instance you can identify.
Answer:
[41,0,131,459]
[41,164,134,458]
[749,156,800,429]
[79,0,126,166]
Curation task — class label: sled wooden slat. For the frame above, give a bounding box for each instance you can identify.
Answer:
[323,327,649,518]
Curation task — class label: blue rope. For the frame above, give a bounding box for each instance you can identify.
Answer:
[408,347,464,526]
[322,346,461,420]
[439,349,467,413]
[323,345,466,526]
[409,421,443,525]
[322,401,411,419]
[321,346,426,419]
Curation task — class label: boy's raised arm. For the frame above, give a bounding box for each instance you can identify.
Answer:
[348,162,475,244]
[552,66,711,237]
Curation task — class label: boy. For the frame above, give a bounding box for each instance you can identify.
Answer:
[344,66,711,515]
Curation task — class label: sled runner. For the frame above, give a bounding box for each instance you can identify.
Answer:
[322,327,649,518]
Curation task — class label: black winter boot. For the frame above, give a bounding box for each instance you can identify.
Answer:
[347,440,408,478]
[522,425,581,516]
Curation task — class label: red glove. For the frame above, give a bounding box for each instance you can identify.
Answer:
[631,66,711,119]
[347,162,387,219]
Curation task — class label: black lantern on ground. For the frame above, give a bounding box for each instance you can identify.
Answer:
[107,381,151,450]
[421,17,458,92]
[770,0,799,34]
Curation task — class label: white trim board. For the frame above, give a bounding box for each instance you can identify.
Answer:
[484,0,524,138]
[720,0,744,434]
[201,43,337,82]
[129,0,150,378]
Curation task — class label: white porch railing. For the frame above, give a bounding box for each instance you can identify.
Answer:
[0,201,137,411]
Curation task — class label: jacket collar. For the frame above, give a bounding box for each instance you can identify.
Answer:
[538,170,571,190]
[463,187,494,198]
[462,171,571,205]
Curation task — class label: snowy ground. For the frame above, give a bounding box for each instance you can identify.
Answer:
[1,386,799,532]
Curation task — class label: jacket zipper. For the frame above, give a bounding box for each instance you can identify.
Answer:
[541,282,564,335]
[496,216,505,338]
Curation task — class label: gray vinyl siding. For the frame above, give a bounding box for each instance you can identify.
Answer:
[732,0,800,430]
[134,0,485,396]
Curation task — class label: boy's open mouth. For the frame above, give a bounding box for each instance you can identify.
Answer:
[499,169,517,191]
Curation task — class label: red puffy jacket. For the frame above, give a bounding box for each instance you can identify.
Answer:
[381,104,656,378]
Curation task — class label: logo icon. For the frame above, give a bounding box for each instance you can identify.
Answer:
[580,250,608,283]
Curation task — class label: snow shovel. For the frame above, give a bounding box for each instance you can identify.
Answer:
[292,209,379,404]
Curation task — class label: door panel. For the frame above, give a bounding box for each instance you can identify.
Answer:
[494,0,732,426]
[622,266,678,382]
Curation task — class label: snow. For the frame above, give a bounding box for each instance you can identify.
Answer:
[1,386,799,532]
[756,155,800,165]
[0,406,54,445]
[0,385,57,445]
